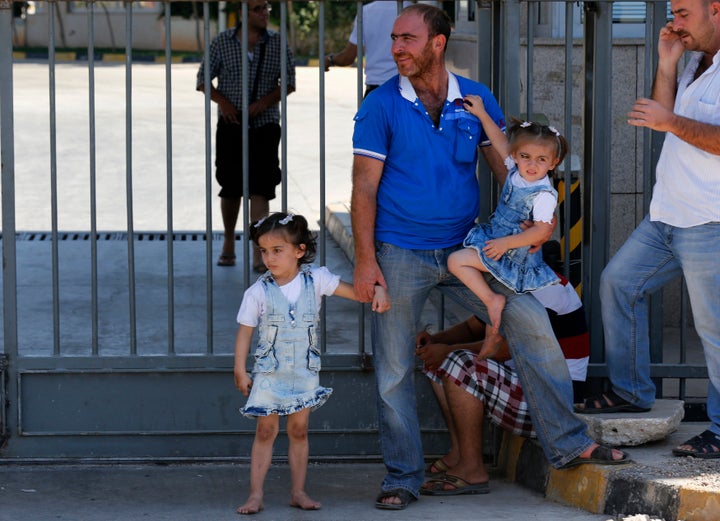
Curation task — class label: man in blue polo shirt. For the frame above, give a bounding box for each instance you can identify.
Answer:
[351,4,629,511]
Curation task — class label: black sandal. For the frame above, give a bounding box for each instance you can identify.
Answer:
[561,444,631,469]
[374,488,417,510]
[672,429,720,459]
[574,389,650,414]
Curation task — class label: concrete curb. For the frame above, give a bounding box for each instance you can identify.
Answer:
[498,430,720,521]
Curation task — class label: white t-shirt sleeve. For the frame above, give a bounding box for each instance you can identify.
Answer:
[236,281,265,327]
[312,266,341,299]
[532,191,557,223]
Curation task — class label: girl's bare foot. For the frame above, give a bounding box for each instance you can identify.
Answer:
[476,330,504,361]
[290,490,321,510]
[237,494,264,515]
[486,293,506,334]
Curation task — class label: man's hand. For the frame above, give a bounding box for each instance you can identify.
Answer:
[628,98,676,132]
[219,98,240,124]
[415,341,454,372]
[657,22,686,64]
[353,258,387,303]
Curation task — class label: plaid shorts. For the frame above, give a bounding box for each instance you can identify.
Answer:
[425,350,536,437]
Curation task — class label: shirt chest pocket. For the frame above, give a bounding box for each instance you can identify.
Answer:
[696,99,720,125]
[455,117,480,163]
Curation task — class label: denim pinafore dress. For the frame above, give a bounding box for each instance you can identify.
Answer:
[240,266,333,417]
[463,168,559,293]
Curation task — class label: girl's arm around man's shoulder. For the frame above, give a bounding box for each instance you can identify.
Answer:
[333,280,391,313]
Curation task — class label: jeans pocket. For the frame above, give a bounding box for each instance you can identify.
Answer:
[307,325,321,372]
[254,326,279,373]
[374,241,392,261]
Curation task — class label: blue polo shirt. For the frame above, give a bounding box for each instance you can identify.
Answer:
[353,72,505,249]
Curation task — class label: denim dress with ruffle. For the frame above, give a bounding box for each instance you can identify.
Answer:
[240,266,333,417]
[463,168,559,293]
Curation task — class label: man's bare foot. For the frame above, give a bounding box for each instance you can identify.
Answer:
[476,330,504,361]
[237,494,264,515]
[486,293,506,334]
[290,490,321,510]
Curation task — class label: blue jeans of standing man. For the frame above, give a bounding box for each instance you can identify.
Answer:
[600,217,720,435]
[372,241,593,497]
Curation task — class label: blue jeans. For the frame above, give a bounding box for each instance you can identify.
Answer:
[373,242,593,495]
[600,217,720,435]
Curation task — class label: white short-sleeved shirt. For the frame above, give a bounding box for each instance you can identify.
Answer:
[236,266,341,327]
[650,50,720,227]
[348,1,411,86]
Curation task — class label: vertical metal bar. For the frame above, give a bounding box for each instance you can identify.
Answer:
[475,0,494,222]
[240,1,250,295]
[48,0,61,355]
[562,0,574,283]
[525,1,535,118]
[319,0,327,353]
[164,1,176,354]
[280,1,289,211]
[582,1,613,363]
[204,1,215,353]
[355,1,363,105]
[0,1,19,440]
[124,1,137,355]
[501,0,521,117]
[645,0,669,393]
[87,1,99,355]
[679,281,688,399]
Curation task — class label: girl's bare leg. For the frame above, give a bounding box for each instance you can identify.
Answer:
[448,249,506,333]
[237,415,279,515]
[287,408,321,510]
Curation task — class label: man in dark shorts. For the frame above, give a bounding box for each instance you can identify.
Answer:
[197,0,296,268]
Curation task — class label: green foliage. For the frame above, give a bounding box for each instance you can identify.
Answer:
[168,2,220,20]
[288,1,357,58]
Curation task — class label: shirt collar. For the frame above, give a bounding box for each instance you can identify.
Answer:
[398,70,462,103]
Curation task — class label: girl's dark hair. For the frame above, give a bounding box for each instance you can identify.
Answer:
[249,212,317,265]
[506,117,569,175]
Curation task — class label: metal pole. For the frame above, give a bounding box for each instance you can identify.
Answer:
[88,0,100,355]
[124,1,137,355]
[164,1,176,354]
[582,1,613,365]
[0,0,19,441]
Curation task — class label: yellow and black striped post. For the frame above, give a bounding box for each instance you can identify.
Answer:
[555,175,582,295]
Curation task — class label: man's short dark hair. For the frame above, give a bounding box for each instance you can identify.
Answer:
[403,4,452,50]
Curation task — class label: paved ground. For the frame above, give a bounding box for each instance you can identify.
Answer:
[0,461,612,521]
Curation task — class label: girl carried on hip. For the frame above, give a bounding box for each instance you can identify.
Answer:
[233,212,390,515]
[448,95,568,362]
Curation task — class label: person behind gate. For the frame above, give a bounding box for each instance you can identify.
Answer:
[196,0,296,270]
[233,212,389,514]
[350,3,629,510]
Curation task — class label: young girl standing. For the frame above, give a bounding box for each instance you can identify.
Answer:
[448,95,568,360]
[233,212,389,515]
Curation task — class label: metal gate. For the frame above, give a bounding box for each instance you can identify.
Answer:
[0,0,708,461]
